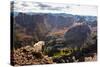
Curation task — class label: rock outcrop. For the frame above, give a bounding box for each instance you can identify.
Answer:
[11,43,53,66]
[64,23,91,48]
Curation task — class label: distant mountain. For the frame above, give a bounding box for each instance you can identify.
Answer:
[12,12,97,48]
[74,15,97,27]
[14,13,50,42]
[64,23,91,48]
[13,12,76,41]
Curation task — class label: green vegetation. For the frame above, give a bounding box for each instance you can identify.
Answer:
[53,49,72,58]
[44,47,73,58]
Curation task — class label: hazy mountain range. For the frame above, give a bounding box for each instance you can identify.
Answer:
[12,12,97,48]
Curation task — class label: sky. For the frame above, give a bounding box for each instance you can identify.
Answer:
[12,1,97,16]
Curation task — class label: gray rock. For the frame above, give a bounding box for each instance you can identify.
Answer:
[64,23,91,48]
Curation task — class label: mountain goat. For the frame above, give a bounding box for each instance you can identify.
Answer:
[33,41,45,52]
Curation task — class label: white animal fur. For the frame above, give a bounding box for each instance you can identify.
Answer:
[33,41,45,52]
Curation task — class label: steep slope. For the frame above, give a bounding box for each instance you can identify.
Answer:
[64,23,91,48]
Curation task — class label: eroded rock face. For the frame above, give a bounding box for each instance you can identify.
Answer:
[64,23,91,48]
